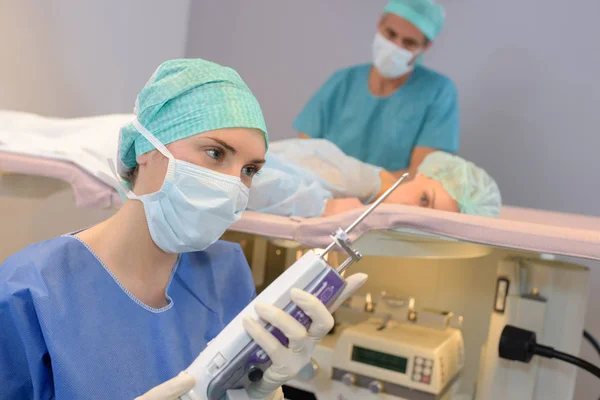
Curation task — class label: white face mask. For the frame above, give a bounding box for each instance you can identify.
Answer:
[372,32,418,79]
[111,120,249,253]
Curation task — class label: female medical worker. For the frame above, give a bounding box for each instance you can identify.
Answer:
[295,0,459,180]
[0,59,366,400]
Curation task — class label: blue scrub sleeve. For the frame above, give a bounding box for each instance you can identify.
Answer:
[0,284,52,399]
[293,71,343,138]
[220,245,258,319]
[416,79,460,153]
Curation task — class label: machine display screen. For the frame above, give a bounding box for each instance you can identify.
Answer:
[351,346,407,374]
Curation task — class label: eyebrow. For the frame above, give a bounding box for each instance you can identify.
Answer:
[203,136,266,164]
[203,137,236,153]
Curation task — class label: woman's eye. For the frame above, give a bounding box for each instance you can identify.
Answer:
[419,193,430,207]
[206,148,224,161]
[242,166,260,177]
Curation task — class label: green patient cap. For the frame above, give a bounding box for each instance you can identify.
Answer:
[418,151,502,217]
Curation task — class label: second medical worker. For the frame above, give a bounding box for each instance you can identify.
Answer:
[295,0,459,178]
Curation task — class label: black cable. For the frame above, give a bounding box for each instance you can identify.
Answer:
[584,330,600,358]
[499,325,600,380]
[534,345,600,379]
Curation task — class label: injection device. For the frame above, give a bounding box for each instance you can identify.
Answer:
[180,174,409,400]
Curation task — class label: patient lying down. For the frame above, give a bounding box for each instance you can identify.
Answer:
[247,139,501,218]
[323,170,459,217]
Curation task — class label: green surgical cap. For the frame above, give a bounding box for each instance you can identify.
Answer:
[383,0,446,40]
[418,152,502,217]
[118,58,268,175]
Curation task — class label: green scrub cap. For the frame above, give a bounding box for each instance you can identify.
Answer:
[383,0,446,40]
[418,152,502,217]
[118,58,268,175]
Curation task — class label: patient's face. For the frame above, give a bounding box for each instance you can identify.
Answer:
[384,173,459,212]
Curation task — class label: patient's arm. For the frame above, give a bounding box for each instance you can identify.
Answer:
[377,169,400,198]
[322,198,363,217]
[391,169,408,179]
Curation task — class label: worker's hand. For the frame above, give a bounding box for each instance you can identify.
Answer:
[242,273,368,399]
[135,372,197,400]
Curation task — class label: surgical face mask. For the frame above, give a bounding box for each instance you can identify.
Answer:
[112,120,249,253]
[372,32,418,79]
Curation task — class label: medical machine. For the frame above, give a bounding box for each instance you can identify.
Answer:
[180,175,409,400]
[284,305,465,400]
[333,320,464,398]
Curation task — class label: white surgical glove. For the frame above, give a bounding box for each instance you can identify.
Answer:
[242,273,368,399]
[135,373,198,400]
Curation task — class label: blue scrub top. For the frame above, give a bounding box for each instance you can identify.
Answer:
[293,64,460,171]
[0,236,255,400]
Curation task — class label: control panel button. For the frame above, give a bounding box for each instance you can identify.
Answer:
[341,373,356,386]
[415,357,424,366]
[414,365,423,374]
[414,373,422,382]
[424,359,433,368]
[368,381,384,394]
[423,367,432,376]
[422,375,431,384]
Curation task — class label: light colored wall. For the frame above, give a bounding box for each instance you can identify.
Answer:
[424,0,600,218]
[186,1,600,398]
[0,0,191,117]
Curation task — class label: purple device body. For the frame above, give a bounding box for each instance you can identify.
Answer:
[206,266,347,399]
[247,267,346,364]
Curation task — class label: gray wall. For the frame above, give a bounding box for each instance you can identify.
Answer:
[0,0,191,117]
[185,1,600,397]
[425,0,600,218]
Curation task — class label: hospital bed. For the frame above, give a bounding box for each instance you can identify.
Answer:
[0,120,597,259]
[1,110,599,399]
